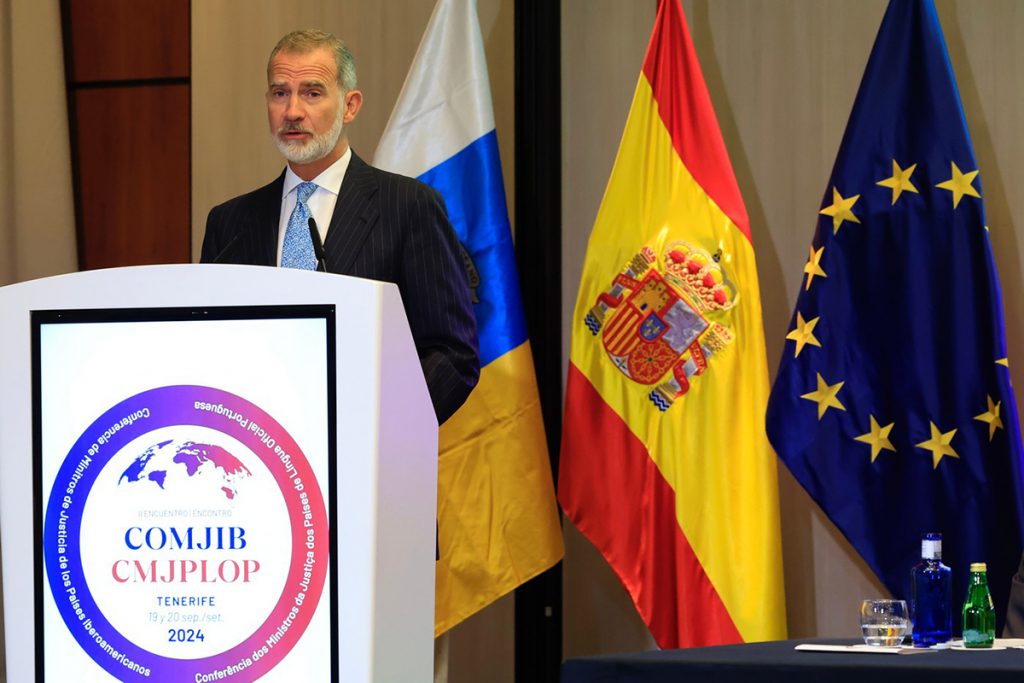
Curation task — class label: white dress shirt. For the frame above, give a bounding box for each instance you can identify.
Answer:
[276,147,352,266]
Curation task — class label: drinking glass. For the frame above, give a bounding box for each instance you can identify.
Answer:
[860,599,909,646]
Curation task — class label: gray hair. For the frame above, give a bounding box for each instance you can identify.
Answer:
[268,29,357,91]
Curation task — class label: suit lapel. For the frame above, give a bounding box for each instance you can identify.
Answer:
[323,152,380,274]
[250,172,285,267]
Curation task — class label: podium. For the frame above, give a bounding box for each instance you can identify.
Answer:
[0,264,438,682]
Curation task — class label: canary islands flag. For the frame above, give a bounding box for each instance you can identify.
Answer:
[374,0,563,636]
[559,0,786,648]
[766,0,1024,629]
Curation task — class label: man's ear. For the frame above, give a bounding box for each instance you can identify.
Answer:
[343,90,363,124]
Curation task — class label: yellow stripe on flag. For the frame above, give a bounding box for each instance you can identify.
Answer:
[435,342,563,635]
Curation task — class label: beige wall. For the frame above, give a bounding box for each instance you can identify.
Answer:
[562,0,1024,659]
[0,0,76,286]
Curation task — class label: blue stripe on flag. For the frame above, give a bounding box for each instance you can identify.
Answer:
[418,131,528,366]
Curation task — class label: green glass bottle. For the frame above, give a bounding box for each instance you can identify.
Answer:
[962,562,996,648]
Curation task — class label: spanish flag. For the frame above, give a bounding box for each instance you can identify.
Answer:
[559,0,786,648]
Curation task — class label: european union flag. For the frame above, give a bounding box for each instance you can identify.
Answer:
[766,0,1024,630]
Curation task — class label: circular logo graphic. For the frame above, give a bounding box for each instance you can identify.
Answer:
[44,386,329,681]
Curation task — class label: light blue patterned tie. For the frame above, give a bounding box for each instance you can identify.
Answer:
[281,181,318,270]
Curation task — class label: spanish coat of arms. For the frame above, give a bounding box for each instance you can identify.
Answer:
[584,242,738,411]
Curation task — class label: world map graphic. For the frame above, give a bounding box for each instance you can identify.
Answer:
[118,439,252,500]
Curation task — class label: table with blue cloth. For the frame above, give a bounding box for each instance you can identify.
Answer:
[561,639,1024,683]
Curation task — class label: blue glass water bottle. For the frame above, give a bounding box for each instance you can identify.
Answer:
[911,532,952,647]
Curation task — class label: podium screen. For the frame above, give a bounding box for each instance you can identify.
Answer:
[32,306,337,682]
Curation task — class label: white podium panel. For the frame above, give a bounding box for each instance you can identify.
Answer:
[0,265,438,682]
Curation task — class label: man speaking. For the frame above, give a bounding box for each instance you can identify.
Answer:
[201,30,479,424]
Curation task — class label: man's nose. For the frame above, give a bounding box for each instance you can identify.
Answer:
[284,94,304,121]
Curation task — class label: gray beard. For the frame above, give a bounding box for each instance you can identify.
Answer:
[273,106,345,164]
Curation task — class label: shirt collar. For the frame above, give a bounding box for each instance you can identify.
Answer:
[282,146,353,197]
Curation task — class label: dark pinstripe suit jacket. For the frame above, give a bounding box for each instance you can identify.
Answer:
[200,152,479,424]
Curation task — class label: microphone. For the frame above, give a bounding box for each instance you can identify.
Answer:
[210,230,244,264]
[308,217,326,272]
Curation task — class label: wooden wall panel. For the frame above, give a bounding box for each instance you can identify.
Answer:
[73,85,190,267]
[63,0,191,270]
[68,0,189,82]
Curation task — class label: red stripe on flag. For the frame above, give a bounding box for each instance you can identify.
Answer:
[558,364,743,648]
[640,0,751,243]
